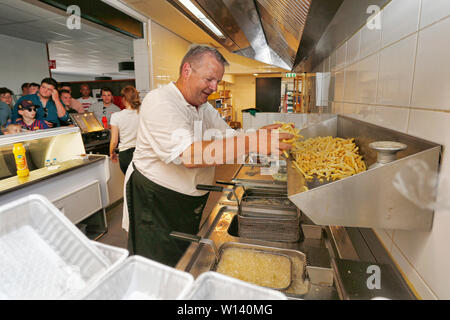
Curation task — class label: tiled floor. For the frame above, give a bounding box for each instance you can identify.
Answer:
[98,201,128,249]
[97,164,240,250]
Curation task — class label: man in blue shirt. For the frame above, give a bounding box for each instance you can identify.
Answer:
[0,87,12,127]
[12,77,68,127]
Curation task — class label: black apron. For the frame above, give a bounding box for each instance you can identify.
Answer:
[126,165,209,267]
[118,147,135,174]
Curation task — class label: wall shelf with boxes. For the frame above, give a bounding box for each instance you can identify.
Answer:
[208,81,234,125]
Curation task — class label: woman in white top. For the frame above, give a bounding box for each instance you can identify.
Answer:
[109,86,141,174]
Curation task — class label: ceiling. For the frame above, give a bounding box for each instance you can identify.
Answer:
[0,0,289,78]
[0,0,134,78]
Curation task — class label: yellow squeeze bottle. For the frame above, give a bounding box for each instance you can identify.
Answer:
[13,143,29,177]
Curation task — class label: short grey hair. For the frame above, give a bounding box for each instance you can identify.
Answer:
[179,44,229,74]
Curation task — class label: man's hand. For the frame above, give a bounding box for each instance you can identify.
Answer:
[51,89,59,102]
[110,151,118,163]
[252,129,293,156]
[44,120,54,128]
[259,123,283,130]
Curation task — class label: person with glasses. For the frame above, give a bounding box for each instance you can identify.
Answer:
[14,100,48,131]
[12,77,69,128]
[88,87,121,127]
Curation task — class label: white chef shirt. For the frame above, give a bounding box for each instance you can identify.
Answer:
[133,82,235,196]
[110,109,139,152]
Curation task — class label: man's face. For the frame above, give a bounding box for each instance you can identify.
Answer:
[80,85,91,97]
[29,86,39,95]
[39,83,55,99]
[60,93,72,106]
[0,93,12,105]
[102,91,113,105]
[19,107,37,120]
[22,87,29,95]
[184,53,224,107]
[61,86,72,95]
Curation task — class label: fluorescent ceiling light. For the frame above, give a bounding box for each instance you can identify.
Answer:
[178,0,224,38]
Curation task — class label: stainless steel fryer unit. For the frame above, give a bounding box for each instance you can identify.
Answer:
[169,233,297,291]
[237,211,301,242]
[215,242,309,296]
[197,183,301,242]
[281,114,442,231]
[214,245,293,291]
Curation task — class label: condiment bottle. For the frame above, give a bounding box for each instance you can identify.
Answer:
[13,143,29,177]
[102,116,108,129]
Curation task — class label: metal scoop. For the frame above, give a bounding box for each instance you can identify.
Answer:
[170,231,219,262]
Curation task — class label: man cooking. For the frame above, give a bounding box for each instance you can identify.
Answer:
[125,44,293,267]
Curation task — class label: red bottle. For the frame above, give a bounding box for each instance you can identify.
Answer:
[102,116,108,128]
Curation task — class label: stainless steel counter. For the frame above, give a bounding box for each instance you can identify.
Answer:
[0,155,105,195]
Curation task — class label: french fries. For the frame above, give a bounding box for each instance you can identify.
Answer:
[273,121,304,158]
[273,121,366,182]
[291,136,366,182]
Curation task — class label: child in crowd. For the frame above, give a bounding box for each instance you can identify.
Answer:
[15,100,48,131]
[2,124,22,135]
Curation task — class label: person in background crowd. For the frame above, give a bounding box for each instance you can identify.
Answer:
[15,100,48,131]
[1,124,22,135]
[28,83,40,95]
[0,88,12,127]
[0,87,14,108]
[109,86,141,174]
[59,90,78,114]
[12,77,69,128]
[88,87,120,126]
[21,83,30,96]
[77,83,97,112]
[59,83,84,113]
[57,89,76,127]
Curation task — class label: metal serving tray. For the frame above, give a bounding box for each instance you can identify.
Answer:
[243,113,442,231]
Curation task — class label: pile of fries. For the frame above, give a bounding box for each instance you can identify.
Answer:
[274,121,366,183]
[291,136,366,182]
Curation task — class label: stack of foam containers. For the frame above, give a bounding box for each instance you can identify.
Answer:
[182,272,288,300]
[0,195,194,300]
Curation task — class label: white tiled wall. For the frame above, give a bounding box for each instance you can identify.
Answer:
[150,21,191,89]
[322,0,450,299]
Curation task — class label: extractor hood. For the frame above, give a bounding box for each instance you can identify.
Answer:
[168,0,391,72]
[169,0,312,70]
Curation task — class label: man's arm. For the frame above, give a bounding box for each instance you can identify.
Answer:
[180,126,293,168]
[51,89,68,118]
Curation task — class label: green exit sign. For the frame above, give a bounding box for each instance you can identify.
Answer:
[285,73,297,78]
